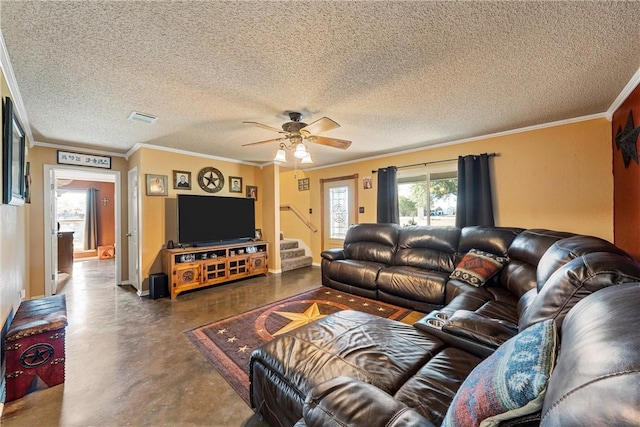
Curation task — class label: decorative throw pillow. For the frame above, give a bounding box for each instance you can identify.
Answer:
[449,249,508,287]
[441,319,556,427]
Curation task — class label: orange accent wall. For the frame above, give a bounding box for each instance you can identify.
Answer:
[612,84,640,260]
[62,180,115,247]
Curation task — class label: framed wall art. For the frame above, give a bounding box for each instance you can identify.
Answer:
[57,150,111,169]
[146,174,168,196]
[2,97,26,205]
[173,170,191,190]
[298,178,309,191]
[229,176,243,193]
[246,185,258,200]
[363,176,373,189]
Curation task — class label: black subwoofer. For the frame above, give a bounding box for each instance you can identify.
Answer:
[149,273,168,299]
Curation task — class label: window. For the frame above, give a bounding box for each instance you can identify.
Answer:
[397,163,457,227]
[56,190,86,249]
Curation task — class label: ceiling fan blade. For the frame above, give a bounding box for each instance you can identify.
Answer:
[308,135,352,150]
[242,121,286,133]
[242,137,287,147]
[300,117,340,136]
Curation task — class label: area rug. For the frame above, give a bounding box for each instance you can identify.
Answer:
[184,286,413,405]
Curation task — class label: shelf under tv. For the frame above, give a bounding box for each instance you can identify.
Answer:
[161,241,268,299]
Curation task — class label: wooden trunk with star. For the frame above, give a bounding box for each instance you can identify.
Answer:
[5,295,68,402]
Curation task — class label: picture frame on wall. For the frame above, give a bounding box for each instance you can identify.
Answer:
[298,178,309,191]
[146,174,168,196]
[246,185,258,200]
[173,170,191,190]
[2,97,26,206]
[229,176,243,193]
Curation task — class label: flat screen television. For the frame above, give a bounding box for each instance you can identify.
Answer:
[176,194,255,246]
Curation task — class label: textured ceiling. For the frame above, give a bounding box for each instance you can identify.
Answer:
[2,1,639,167]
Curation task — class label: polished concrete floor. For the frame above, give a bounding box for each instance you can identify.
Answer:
[2,259,321,426]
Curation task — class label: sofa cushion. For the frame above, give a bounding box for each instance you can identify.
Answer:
[394,226,460,271]
[343,223,399,265]
[500,229,573,298]
[303,376,436,427]
[449,249,508,287]
[323,259,386,291]
[442,319,556,427]
[519,252,640,332]
[377,266,449,306]
[457,226,522,256]
[536,235,631,291]
[394,347,481,425]
[250,310,445,426]
[540,283,640,426]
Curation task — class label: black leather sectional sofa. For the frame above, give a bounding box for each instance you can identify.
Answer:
[250,224,640,426]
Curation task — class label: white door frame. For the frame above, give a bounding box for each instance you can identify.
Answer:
[127,167,142,295]
[320,174,359,251]
[44,164,122,296]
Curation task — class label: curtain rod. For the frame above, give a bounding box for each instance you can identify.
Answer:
[372,152,499,173]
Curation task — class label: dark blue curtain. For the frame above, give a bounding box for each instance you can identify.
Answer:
[376,166,399,224]
[456,154,495,227]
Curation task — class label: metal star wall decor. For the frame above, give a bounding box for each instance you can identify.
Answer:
[615,110,640,168]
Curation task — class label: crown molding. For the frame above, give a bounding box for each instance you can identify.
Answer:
[0,30,35,146]
[306,112,608,171]
[606,66,640,120]
[32,140,127,157]
[126,143,261,167]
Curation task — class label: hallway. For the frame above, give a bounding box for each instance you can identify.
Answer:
[2,258,320,426]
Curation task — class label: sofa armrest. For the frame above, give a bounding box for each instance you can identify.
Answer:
[321,248,345,261]
[442,310,518,349]
[303,376,435,427]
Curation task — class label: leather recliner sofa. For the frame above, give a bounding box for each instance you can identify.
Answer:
[321,224,637,352]
[250,224,640,426]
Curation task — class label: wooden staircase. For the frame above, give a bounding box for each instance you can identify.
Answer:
[280,239,313,272]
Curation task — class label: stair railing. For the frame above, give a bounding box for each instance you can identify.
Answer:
[280,204,318,233]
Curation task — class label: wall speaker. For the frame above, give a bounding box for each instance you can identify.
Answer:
[149,273,169,299]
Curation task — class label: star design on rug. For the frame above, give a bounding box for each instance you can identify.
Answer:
[349,298,356,302]
[362,302,369,307]
[337,294,343,298]
[273,303,327,336]
[238,345,249,353]
[615,110,640,167]
[377,307,386,312]
[324,291,331,295]
[227,336,238,343]
[217,328,227,334]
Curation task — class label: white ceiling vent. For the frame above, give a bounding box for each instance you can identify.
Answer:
[128,111,157,124]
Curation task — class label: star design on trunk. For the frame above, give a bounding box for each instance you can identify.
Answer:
[273,303,327,336]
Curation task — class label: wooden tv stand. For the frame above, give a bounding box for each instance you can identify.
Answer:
[161,241,268,299]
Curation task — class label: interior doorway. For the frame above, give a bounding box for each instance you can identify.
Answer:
[44,165,122,296]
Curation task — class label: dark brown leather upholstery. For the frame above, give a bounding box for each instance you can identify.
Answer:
[519,252,640,332]
[250,310,444,427]
[540,283,640,426]
[535,234,632,289]
[303,377,436,427]
[251,285,640,426]
[257,225,640,427]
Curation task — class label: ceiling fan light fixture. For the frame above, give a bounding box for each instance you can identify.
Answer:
[293,143,308,159]
[301,153,313,164]
[274,148,287,162]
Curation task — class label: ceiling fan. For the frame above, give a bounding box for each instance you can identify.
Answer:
[242,112,352,163]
